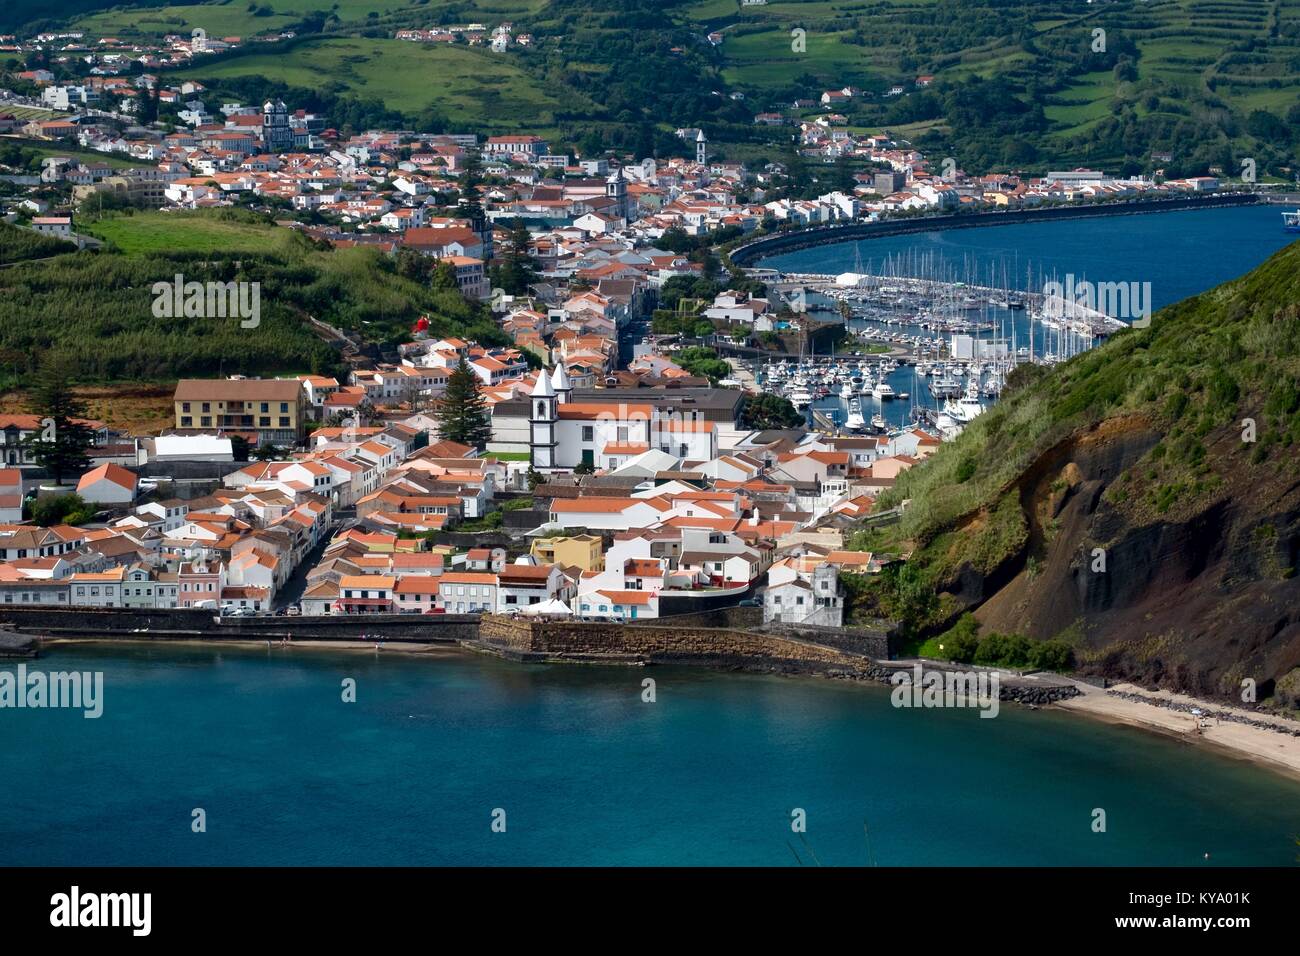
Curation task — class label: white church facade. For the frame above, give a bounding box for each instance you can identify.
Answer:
[528,366,717,472]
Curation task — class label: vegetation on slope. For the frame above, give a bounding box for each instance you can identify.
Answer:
[27,0,1298,175]
[852,237,1300,644]
[0,220,76,264]
[0,208,506,389]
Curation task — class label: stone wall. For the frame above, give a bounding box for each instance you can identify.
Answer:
[0,606,479,643]
[479,614,869,668]
[637,606,764,630]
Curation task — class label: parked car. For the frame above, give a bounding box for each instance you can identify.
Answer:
[228,606,258,618]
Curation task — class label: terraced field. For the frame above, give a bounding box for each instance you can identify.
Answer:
[14,0,1300,173]
[171,36,586,132]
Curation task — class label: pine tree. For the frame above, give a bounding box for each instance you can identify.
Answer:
[23,357,93,485]
[489,218,537,295]
[437,357,492,450]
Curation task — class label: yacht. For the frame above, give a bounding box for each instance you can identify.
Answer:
[839,382,855,399]
[845,398,866,431]
[943,382,986,424]
[870,412,887,432]
[929,374,961,399]
[872,381,896,400]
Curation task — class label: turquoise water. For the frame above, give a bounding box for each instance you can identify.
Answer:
[764,204,1298,311]
[3,645,1299,866]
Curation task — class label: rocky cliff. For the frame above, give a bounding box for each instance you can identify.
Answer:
[870,239,1300,707]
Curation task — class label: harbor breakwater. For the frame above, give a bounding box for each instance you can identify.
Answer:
[729,192,1262,267]
[0,606,1081,704]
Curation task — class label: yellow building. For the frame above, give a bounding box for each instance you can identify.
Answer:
[530,534,604,571]
[174,379,307,445]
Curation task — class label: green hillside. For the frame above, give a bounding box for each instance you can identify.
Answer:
[850,237,1300,704]
[12,0,1296,176]
[0,209,507,389]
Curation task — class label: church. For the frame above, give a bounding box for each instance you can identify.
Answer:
[528,366,717,472]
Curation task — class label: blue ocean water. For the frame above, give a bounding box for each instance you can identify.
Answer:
[3,645,1298,866]
[765,203,1299,432]
[763,203,1298,312]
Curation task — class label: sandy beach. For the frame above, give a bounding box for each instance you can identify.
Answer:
[1057,680,1300,782]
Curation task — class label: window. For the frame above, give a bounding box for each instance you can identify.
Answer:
[260,402,269,413]
[582,426,594,442]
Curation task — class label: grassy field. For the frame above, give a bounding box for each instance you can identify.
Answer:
[78,0,547,38]
[2,106,70,121]
[83,210,300,256]
[1,137,155,170]
[0,383,175,434]
[171,36,582,130]
[21,0,1300,173]
[720,28,878,89]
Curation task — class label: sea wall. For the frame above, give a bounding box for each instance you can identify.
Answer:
[729,192,1261,266]
[479,614,884,668]
[0,606,479,643]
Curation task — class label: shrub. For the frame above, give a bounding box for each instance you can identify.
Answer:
[1028,639,1075,671]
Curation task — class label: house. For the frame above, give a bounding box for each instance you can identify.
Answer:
[497,561,565,611]
[529,534,603,571]
[173,378,308,446]
[764,561,842,626]
[575,588,659,621]
[76,463,138,505]
[68,567,128,607]
[31,216,73,240]
[436,571,498,613]
[393,576,440,613]
[337,574,395,614]
[0,470,22,523]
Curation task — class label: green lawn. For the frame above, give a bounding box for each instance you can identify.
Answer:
[84,210,298,256]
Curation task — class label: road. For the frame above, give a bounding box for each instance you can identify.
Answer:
[273,512,354,610]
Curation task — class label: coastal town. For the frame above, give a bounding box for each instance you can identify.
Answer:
[0,18,1268,623]
[5,0,1300,897]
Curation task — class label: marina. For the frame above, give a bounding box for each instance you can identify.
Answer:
[741,251,1124,442]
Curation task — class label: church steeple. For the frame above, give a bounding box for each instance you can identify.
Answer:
[605,167,628,221]
[529,371,558,471]
[550,363,572,404]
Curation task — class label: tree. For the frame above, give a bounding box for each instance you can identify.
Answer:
[489,218,538,295]
[739,393,802,429]
[437,357,492,449]
[23,357,93,484]
[253,443,283,461]
[29,492,95,527]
